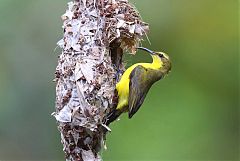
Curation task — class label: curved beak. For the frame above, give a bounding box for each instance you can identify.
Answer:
[137,47,155,55]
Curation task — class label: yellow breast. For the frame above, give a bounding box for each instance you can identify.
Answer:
[115,64,137,110]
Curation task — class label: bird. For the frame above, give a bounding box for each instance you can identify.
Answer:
[106,47,171,125]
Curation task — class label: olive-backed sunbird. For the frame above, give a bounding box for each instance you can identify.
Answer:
[106,47,171,125]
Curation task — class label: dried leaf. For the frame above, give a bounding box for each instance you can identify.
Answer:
[54,105,72,123]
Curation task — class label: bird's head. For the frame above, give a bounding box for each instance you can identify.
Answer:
[137,47,171,74]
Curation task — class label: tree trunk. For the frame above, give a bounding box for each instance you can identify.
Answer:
[53,0,148,160]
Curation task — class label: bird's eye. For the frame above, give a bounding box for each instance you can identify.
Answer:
[159,53,163,58]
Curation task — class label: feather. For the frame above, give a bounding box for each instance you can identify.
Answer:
[128,65,164,118]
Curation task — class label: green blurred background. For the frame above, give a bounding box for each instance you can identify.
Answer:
[0,0,238,160]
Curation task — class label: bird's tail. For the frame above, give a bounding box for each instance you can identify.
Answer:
[105,109,122,125]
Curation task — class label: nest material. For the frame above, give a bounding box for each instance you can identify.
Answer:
[53,0,149,160]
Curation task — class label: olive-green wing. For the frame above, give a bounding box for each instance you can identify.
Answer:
[128,65,155,118]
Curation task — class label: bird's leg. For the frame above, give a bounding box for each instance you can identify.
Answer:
[113,65,124,82]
